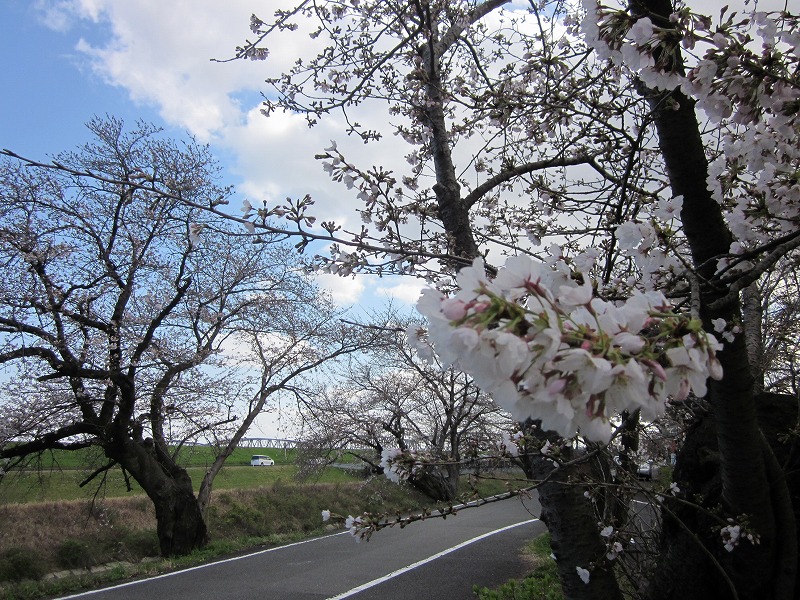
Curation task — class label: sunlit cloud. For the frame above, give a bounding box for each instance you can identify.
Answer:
[314,273,365,306]
[376,280,427,306]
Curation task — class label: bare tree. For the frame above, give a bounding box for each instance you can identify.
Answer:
[0,117,351,556]
[297,316,509,500]
[196,290,382,514]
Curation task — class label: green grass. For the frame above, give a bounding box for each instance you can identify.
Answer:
[9,445,297,471]
[473,533,564,600]
[0,478,433,600]
[0,463,357,504]
[0,459,533,600]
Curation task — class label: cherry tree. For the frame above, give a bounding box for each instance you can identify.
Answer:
[196,285,380,514]
[226,1,799,598]
[0,117,369,557]
[295,314,510,501]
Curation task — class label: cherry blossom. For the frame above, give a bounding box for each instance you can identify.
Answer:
[576,566,591,584]
[581,2,799,257]
[188,223,204,247]
[415,256,722,443]
[498,430,524,457]
[380,448,407,483]
[345,515,364,541]
[718,517,762,553]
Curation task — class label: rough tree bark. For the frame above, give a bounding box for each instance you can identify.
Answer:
[522,444,623,600]
[635,2,797,598]
[107,437,207,556]
[409,462,460,502]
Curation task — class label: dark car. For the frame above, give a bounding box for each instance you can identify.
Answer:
[636,463,659,480]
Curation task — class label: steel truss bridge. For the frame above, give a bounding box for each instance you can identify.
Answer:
[238,438,298,449]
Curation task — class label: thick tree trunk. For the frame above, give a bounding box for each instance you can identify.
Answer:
[150,470,208,557]
[648,393,800,600]
[421,13,621,593]
[634,2,796,597]
[410,462,460,502]
[107,439,208,557]
[515,424,622,600]
[526,451,622,600]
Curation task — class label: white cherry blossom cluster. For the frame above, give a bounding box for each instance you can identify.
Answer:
[720,518,761,553]
[612,196,685,290]
[581,2,799,115]
[655,481,682,503]
[320,509,375,541]
[576,565,591,584]
[497,430,524,457]
[380,448,409,483]
[380,447,429,483]
[413,256,723,443]
[581,2,799,247]
[345,514,365,541]
[600,525,624,561]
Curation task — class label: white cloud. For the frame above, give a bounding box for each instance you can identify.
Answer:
[61,0,337,142]
[35,0,102,31]
[376,280,427,306]
[314,273,366,306]
[62,1,263,139]
[226,107,348,214]
[53,0,400,229]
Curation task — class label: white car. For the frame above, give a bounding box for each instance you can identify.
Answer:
[250,455,275,466]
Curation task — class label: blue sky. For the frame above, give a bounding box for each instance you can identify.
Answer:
[0,0,430,308]
[1,1,162,154]
[0,0,434,439]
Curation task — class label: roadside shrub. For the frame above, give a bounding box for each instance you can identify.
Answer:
[114,530,160,562]
[0,547,46,582]
[55,539,96,570]
[474,572,564,600]
[220,502,265,537]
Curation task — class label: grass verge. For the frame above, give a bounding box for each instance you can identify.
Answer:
[473,533,564,600]
[0,463,356,504]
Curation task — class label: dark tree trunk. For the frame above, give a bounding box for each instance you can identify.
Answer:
[527,452,623,600]
[648,393,800,600]
[517,425,622,600]
[410,462,460,501]
[107,438,208,557]
[150,469,209,557]
[631,3,797,597]
[420,6,623,588]
[420,34,479,262]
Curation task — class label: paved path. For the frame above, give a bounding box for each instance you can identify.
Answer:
[59,495,545,600]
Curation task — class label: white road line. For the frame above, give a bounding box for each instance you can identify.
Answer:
[326,518,540,600]
[55,531,349,599]
[57,493,535,600]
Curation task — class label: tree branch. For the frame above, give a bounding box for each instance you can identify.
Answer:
[463,153,597,210]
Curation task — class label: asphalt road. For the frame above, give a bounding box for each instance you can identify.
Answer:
[59,495,544,600]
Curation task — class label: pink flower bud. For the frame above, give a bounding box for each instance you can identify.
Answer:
[643,359,667,381]
[441,298,468,321]
[472,301,490,313]
[547,378,567,395]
